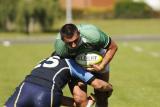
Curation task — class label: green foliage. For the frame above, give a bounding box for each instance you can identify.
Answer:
[1,19,160,36]
[0,0,19,30]
[72,9,84,19]
[115,1,153,18]
[72,7,114,19]
[73,19,160,35]
[0,0,61,32]
[16,0,59,32]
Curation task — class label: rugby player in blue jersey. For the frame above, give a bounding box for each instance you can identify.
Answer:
[4,53,112,107]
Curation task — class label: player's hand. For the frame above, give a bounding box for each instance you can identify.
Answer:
[91,64,104,72]
[86,64,104,72]
[86,67,95,72]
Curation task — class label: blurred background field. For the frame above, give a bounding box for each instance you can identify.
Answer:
[0,0,160,107]
[1,18,160,38]
[0,0,160,34]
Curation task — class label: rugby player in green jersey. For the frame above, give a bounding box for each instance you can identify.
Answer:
[54,24,118,107]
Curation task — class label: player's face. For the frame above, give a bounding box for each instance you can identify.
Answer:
[63,31,82,49]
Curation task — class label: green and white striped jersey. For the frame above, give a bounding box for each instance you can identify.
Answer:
[54,24,111,58]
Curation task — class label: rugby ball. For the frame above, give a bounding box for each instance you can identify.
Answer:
[75,52,103,67]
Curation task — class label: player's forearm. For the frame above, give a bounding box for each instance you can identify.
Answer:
[101,40,118,68]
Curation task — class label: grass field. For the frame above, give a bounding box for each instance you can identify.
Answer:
[0,41,160,107]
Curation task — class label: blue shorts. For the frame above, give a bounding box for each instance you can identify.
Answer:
[5,82,62,107]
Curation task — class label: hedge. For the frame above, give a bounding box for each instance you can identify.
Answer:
[115,1,153,18]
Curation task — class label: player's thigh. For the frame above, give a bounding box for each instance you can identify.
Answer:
[72,83,87,99]
[73,85,88,104]
[33,87,51,107]
[50,89,63,107]
[5,82,34,107]
[68,77,87,94]
[33,86,62,107]
[5,87,20,107]
[68,78,87,102]
[5,82,52,107]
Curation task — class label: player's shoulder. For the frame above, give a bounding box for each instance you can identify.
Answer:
[77,24,99,34]
[54,33,68,57]
[77,24,101,43]
[76,24,98,30]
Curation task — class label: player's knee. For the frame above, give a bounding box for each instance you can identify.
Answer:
[91,79,102,89]
[93,83,104,91]
[91,79,112,91]
[73,90,87,104]
[73,92,87,104]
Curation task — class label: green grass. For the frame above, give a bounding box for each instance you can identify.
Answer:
[0,32,55,39]
[0,44,53,106]
[110,41,160,107]
[0,42,160,107]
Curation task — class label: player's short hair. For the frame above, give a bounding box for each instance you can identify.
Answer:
[60,24,78,40]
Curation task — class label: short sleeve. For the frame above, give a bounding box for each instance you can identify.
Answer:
[78,24,111,49]
[98,29,111,49]
[54,34,68,57]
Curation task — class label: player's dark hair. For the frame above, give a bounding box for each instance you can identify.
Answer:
[60,24,78,40]
[51,51,56,56]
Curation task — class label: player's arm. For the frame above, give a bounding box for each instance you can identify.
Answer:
[102,39,118,65]
[91,39,118,72]
[61,95,95,107]
[83,27,118,72]
[66,59,113,91]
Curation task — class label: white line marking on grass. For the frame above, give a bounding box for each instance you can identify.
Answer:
[149,52,160,57]
[131,46,160,58]
[122,42,129,47]
[132,46,143,53]
[2,40,11,47]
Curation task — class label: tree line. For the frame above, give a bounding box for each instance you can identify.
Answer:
[0,0,61,33]
[0,0,159,33]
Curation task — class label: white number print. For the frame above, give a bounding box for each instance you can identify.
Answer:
[34,57,59,68]
[43,57,59,68]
